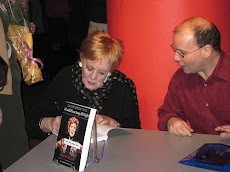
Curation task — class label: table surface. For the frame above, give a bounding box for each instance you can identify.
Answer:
[4,129,230,172]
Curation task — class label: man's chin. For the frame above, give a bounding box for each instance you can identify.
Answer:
[183,70,191,74]
[182,67,191,74]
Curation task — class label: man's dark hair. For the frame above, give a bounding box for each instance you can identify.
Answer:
[193,23,221,52]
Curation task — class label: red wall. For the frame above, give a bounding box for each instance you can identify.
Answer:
[107,0,230,130]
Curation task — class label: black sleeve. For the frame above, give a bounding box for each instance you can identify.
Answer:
[114,80,141,129]
[25,66,72,140]
[120,80,141,129]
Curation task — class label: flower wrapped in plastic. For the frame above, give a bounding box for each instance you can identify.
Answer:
[4,0,43,85]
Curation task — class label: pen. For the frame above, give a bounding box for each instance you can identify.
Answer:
[54,101,61,115]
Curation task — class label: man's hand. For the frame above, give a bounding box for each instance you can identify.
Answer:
[215,125,230,137]
[167,117,194,136]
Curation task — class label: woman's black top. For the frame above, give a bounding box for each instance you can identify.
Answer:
[26,65,141,140]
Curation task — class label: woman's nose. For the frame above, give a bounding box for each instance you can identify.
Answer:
[90,71,98,80]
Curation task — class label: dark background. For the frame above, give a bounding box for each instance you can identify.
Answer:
[34,0,89,79]
[22,0,91,148]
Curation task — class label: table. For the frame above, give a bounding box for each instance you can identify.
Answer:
[4,129,230,172]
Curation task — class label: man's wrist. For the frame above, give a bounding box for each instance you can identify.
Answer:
[167,117,179,130]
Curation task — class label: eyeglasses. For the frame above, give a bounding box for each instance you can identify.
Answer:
[84,64,111,78]
[170,44,203,58]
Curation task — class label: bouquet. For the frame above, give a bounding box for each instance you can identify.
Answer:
[4,0,43,85]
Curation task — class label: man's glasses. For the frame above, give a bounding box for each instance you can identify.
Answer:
[170,44,203,58]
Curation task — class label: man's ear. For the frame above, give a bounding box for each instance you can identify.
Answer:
[203,44,212,58]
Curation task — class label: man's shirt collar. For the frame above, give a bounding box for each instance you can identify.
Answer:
[212,51,230,82]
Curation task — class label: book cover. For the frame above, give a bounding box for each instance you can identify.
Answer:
[53,101,96,171]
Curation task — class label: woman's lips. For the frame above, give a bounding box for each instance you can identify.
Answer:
[88,81,95,85]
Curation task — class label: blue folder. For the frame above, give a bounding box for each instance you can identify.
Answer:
[179,143,230,172]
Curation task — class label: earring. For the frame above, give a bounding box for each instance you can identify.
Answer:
[104,72,111,83]
[79,61,82,67]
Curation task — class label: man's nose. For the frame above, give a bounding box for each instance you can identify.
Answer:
[173,52,182,62]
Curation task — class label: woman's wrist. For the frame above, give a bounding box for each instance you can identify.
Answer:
[39,117,53,134]
[114,120,121,127]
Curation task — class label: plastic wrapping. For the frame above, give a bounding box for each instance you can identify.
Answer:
[179,143,230,172]
[4,0,43,85]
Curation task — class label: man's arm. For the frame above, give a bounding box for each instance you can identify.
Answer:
[158,93,193,136]
[158,70,193,136]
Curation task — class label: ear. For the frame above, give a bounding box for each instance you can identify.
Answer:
[202,44,212,59]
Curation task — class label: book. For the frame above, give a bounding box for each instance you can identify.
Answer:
[53,101,96,172]
[91,124,118,143]
[52,122,117,143]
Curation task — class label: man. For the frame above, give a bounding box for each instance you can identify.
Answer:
[158,17,230,137]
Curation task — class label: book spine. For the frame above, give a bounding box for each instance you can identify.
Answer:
[79,109,96,171]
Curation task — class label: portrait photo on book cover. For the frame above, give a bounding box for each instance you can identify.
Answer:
[54,116,84,162]
[53,101,96,171]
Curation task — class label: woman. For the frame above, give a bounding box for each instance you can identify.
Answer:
[26,31,141,140]
[55,117,82,158]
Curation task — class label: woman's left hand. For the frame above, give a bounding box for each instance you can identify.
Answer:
[95,114,120,127]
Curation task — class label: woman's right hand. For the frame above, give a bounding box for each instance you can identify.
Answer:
[41,116,62,134]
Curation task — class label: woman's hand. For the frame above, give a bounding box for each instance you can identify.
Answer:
[95,114,120,127]
[40,116,62,134]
